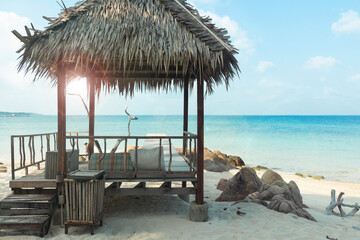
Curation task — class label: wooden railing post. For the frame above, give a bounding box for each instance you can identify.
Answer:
[135,138,138,174]
[11,136,15,180]
[183,75,189,155]
[124,138,128,173]
[158,138,162,171]
[168,138,173,172]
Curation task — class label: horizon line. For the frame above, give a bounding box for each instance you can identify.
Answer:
[19,114,360,117]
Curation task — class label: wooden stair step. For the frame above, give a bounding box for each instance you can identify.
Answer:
[0,215,51,237]
[0,208,51,216]
[1,194,57,202]
[0,194,57,209]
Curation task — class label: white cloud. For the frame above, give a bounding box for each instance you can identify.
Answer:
[349,74,360,82]
[258,78,289,88]
[332,10,360,34]
[257,61,275,72]
[0,11,31,88]
[199,10,255,57]
[0,11,30,56]
[303,56,340,70]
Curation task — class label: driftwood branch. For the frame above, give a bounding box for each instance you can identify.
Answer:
[125,107,137,136]
[326,189,359,217]
[110,138,124,154]
[125,107,131,136]
[94,140,102,155]
[67,93,90,116]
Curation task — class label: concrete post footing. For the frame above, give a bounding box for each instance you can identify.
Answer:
[190,201,208,222]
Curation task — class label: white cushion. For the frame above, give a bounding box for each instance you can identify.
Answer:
[129,146,164,171]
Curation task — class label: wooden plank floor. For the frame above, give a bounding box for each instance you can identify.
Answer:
[9,171,56,189]
[10,162,89,189]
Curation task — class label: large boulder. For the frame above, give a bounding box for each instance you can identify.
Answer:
[204,148,231,172]
[213,150,228,161]
[204,159,224,172]
[216,167,262,201]
[261,169,284,185]
[213,150,232,170]
[258,184,292,201]
[288,180,306,208]
[267,195,316,222]
[216,178,231,191]
[228,155,245,167]
[176,148,245,172]
[271,180,290,192]
[213,150,245,168]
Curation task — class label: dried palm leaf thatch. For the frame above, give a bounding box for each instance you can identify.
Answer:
[13,0,240,96]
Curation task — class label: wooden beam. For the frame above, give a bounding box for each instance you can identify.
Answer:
[196,73,204,205]
[183,76,189,155]
[10,180,57,189]
[94,71,195,79]
[57,66,66,178]
[105,187,196,196]
[88,76,95,155]
[104,177,197,182]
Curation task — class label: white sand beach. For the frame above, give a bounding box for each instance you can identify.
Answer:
[0,165,360,240]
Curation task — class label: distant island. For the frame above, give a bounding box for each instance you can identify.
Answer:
[0,112,40,117]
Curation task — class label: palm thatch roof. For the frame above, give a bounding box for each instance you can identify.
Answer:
[13,0,240,96]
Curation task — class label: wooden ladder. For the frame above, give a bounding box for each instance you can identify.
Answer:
[0,194,57,237]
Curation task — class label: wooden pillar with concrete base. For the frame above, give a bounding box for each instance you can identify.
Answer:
[190,72,208,222]
[196,74,204,205]
[88,76,95,155]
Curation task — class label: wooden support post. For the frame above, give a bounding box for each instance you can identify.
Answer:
[11,136,15,180]
[196,74,204,205]
[57,66,66,179]
[88,76,95,156]
[183,76,189,155]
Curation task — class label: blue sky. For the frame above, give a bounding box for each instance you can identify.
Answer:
[0,0,359,115]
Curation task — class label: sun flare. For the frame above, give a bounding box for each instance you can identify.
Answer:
[66,78,88,98]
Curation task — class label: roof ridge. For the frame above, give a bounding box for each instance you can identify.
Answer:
[172,0,234,53]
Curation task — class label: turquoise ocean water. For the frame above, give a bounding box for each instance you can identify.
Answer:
[1,115,359,182]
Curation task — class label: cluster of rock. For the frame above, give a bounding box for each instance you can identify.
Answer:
[216,167,316,221]
[203,148,245,172]
[175,148,245,172]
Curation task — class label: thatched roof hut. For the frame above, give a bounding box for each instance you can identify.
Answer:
[13,0,239,95]
[13,0,240,207]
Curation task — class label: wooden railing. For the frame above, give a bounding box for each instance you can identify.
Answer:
[66,132,198,175]
[66,131,89,156]
[183,131,198,167]
[11,132,58,180]
[10,131,197,180]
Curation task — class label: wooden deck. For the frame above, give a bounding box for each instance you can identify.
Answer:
[9,171,56,189]
[9,135,197,197]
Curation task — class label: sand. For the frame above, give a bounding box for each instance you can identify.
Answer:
[0,165,360,239]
